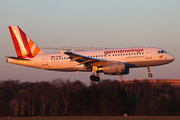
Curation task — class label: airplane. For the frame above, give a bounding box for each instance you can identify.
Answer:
[6,26,175,82]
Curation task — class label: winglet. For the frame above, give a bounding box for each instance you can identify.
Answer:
[59,49,65,54]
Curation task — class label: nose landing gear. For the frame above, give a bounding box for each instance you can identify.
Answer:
[147,66,153,78]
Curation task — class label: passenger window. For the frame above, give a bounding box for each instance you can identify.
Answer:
[101,55,103,57]
[104,55,106,57]
[158,51,161,54]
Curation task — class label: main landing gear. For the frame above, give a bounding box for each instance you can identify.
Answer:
[90,66,100,82]
[147,66,153,78]
[90,72,100,82]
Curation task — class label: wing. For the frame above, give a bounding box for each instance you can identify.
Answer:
[64,51,113,70]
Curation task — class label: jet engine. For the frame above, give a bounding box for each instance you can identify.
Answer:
[102,63,129,75]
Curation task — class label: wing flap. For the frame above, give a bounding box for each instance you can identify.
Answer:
[64,51,115,70]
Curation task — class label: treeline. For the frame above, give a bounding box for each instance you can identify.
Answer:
[0,79,180,117]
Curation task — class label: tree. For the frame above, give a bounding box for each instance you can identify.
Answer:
[17,89,27,116]
[156,94,171,116]
[39,81,51,116]
[48,84,59,116]
[52,79,75,115]
[59,80,72,115]
[9,97,19,116]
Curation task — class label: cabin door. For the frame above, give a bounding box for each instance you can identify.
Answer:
[145,48,152,59]
[42,55,48,66]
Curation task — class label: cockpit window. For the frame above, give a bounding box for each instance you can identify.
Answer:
[158,50,167,54]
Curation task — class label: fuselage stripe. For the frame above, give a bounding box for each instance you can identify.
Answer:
[9,27,23,58]
[32,47,40,57]
[18,27,32,57]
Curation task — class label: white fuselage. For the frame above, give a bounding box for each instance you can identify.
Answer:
[7,46,174,73]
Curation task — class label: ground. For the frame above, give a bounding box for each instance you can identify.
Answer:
[0,116,180,120]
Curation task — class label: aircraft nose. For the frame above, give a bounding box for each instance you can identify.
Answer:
[168,54,175,62]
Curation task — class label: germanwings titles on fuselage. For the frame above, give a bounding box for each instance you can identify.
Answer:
[104,48,144,55]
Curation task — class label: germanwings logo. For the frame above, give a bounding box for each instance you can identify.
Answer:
[159,55,163,58]
[104,48,144,55]
[9,26,40,58]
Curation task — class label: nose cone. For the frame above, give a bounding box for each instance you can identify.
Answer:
[167,54,175,63]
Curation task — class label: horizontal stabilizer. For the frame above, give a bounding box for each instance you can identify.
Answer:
[6,56,31,61]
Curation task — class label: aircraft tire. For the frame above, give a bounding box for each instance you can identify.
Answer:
[95,76,100,82]
[148,73,153,78]
[90,75,96,81]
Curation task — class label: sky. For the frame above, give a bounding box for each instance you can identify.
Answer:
[0,0,180,85]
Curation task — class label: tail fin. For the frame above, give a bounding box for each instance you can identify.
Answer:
[8,26,44,58]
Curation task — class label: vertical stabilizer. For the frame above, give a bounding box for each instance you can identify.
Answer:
[9,26,44,58]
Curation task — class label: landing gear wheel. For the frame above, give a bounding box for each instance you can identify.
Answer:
[95,76,100,82]
[147,66,153,78]
[90,75,96,81]
[90,66,100,82]
[148,73,153,78]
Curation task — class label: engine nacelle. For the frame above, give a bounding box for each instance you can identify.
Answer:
[102,63,129,75]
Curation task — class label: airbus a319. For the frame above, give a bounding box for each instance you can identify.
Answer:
[7,26,175,82]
